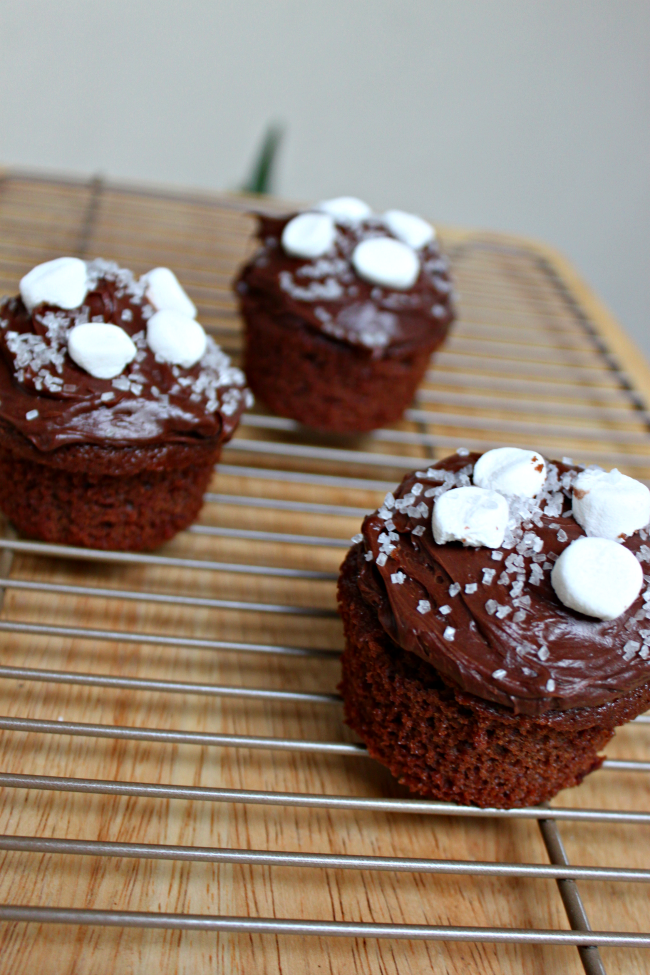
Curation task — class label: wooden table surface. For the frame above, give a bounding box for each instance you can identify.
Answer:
[0,171,648,974]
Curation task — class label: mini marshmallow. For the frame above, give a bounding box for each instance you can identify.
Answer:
[68,323,137,380]
[551,536,642,621]
[281,212,336,259]
[142,267,197,318]
[383,209,435,249]
[432,486,509,549]
[473,447,546,498]
[572,468,650,540]
[20,257,88,312]
[146,310,207,369]
[352,237,420,290]
[315,196,372,225]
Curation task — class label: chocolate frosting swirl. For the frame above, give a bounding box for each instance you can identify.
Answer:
[0,260,251,452]
[357,452,650,716]
[235,214,455,357]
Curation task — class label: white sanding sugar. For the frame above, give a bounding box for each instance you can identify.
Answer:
[623,641,640,661]
[529,564,545,585]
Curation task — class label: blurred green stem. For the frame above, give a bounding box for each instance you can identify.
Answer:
[243,124,284,195]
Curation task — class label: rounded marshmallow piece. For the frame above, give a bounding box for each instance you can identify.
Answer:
[432,486,509,549]
[383,209,435,249]
[68,322,137,380]
[281,212,336,259]
[20,257,88,312]
[473,447,546,498]
[551,536,642,621]
[146,309,207,369]
[315,196,372,226]
[572,468,650,540]
[142,267,196,318]
[351,237,420,290]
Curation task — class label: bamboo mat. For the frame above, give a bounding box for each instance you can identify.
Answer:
[0,171,648,975]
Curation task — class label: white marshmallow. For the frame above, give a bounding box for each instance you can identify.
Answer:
[383,209,435,249]
[473,447,546,498]
[146,309,207,368]
[281,212,336,259]
[572,468,650,540]
[315,196,372,225]
[432,486,509,548]
[352,237,420,290]
[551,536,642,621]
[68,322,137,379]
[20,257,88,312]
[142,267,197,318]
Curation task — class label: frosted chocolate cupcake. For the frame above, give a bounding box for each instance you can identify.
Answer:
[235,197,455,433]
[338,448,650,807]
[0,258,251,550]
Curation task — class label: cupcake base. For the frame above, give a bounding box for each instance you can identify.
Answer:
[338,546,650,808]
[0,431,221,551]
[242,303,439,434]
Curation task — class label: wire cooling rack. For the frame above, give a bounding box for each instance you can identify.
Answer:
[0,171,648,975]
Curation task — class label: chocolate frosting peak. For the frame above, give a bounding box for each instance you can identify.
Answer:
[0,259,251,452]
[236,214,455,357]
[358,452,650,716]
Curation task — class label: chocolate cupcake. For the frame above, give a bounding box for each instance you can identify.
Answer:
[235,197,455,433]
[338,448,650,808]
[0,257,251,550]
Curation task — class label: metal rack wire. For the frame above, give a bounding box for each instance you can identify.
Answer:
[0,171,648,974]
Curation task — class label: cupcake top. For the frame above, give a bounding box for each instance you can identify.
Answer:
[236,197,454,356]
[0,258,252,451]
[355,448,650,716]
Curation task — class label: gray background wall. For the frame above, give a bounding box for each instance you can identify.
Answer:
[1,1,648,353]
